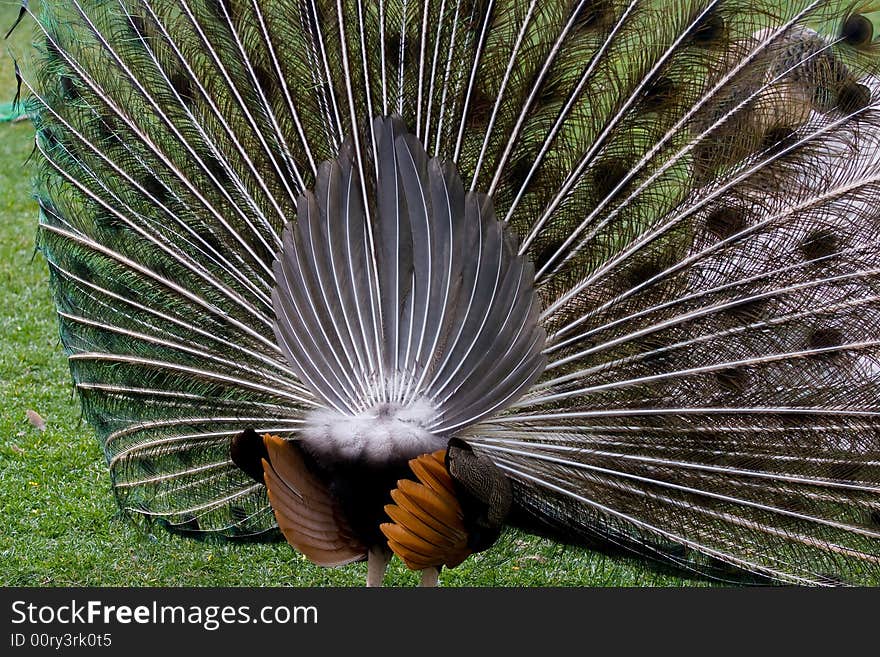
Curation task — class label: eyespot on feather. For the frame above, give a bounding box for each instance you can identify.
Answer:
[842,14,873,48]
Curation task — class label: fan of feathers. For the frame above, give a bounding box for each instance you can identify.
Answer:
[13,0,880,586]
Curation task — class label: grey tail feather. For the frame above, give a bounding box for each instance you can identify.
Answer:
[272,115,545,445]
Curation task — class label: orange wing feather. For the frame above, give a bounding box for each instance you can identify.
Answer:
[380,450,472,570]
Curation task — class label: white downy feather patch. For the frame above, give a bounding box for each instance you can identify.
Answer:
[299,397,444,464]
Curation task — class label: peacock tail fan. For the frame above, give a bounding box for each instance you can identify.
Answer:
[17,0,880,584]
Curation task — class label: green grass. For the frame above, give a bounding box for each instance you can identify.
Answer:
[0,1,704,587]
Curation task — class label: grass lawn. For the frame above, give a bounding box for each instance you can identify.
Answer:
[0,1,705,587]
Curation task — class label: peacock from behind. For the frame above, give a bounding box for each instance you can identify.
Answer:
[16,0,880,585]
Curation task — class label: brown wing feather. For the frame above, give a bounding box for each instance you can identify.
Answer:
[262,434,367,567]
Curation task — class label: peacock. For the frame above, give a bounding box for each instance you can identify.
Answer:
[14,0,880,586]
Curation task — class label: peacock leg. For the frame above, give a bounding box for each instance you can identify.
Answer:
[366,545,392,587]
[419,568,440,587]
